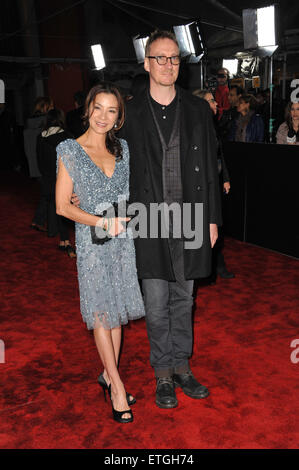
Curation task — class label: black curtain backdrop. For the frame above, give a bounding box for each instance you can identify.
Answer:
[222,142,299,259]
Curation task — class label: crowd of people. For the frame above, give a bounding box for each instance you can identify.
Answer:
[21,68,297,260]
[22,93,87,257]
[196,66,298,145]
[8,30,298,425]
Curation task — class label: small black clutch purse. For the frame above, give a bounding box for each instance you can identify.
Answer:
[90,201,134,245]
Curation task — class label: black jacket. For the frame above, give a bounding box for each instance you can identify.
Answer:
[214,119,230,185]
[37,129,72,189]
[119,87,222,280]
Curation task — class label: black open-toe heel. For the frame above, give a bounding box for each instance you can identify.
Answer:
[98,373,136,406]
[108,384,133,424]
[112,405,133,424]
[98,374,109,402]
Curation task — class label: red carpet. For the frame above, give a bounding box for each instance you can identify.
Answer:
[0,171,298,449]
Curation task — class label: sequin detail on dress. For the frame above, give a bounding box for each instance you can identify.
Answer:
[56,138,145,330]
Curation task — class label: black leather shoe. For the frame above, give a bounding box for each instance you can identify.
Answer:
[217,268,235,279]
[173,371,209,399]
[156,377,178,409]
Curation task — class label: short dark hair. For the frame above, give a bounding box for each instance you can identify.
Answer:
[145,30,179,57]
[217,67,230,78]
[239,93,258,110]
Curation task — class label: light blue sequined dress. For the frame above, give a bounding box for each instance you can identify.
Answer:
[56,138,145,330]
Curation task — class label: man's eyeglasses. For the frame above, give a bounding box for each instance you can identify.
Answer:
[207,98,216,103]
[146,55,181,65]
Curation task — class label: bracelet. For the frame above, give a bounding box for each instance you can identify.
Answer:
[107,217,112,233]
[101,216,112,233]
[99,216,107,231]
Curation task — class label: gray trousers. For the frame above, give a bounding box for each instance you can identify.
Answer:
[142,239,194,378]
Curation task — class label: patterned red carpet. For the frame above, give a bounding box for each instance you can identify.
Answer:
[0,171,298,449]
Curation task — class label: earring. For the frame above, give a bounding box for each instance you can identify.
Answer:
[114,123,118,128]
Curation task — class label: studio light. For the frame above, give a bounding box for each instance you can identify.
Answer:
[242,4,278,142]
[243,4,278,54]
[0,79,4,104]
[174,24,195,55]
[173,21,205,63]
[257,6,276,48]
[222,59,238,77]
[133,36,149,64]
[91,44,106,70]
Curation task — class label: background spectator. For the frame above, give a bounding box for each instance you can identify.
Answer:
[276,101,299,145]
[24,96,54,232]
[215,67,230,120]
[37,108,75,256]
[24,96,54,178]
[218,85,244,142]
[229,94,264,143]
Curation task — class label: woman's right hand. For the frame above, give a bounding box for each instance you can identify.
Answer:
[105,217,131,237]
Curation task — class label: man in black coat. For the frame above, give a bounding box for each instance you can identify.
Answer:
[119,30,222,409]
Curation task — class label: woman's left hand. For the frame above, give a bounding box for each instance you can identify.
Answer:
[107,217,131,237]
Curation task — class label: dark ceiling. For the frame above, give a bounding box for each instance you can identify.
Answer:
[1,0,298,118]
[0,0,299,68]
[91,0,299,59]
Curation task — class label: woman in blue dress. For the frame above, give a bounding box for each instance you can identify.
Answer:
[56,83,145,424]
